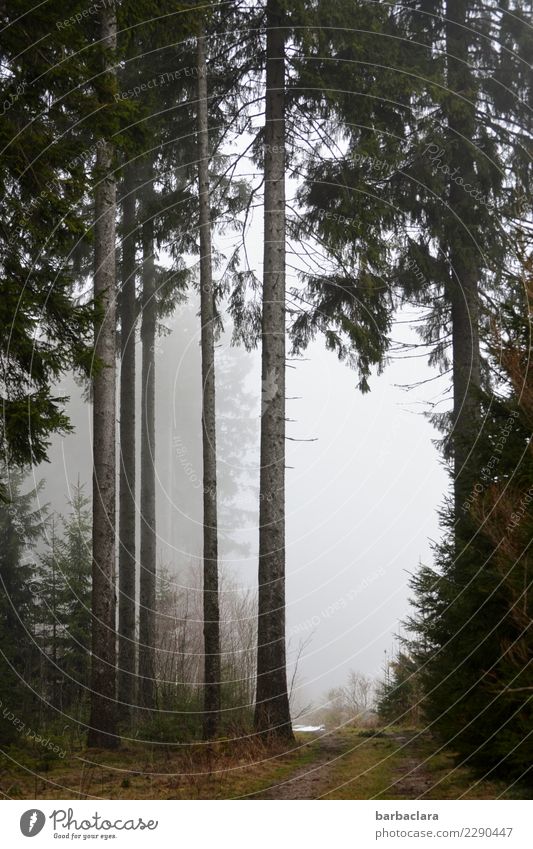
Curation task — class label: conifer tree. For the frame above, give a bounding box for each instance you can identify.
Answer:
[39,486,92,714]
[117,166,138,715]
[0,2,96,489]
[196,27,222,739]
[88,0,119,749]
[0,473,44,743]
[254,0,293,740]
[138,158,158,711]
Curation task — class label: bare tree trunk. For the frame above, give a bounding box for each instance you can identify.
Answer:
[118,166,137,717]
[51,523,57,709]
[450,262,481,509]
[138,161,157,711]
[254,0,294,741]
[197,31,221,740]
[445,0,481,524]
[88,0,119,749]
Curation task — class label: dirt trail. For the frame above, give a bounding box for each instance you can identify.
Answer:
[250,732,350,799]
[384,732,435,798]
[250,731,435,800]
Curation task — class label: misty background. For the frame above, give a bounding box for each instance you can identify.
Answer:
[26,128,449,715]
[30,304,447,714]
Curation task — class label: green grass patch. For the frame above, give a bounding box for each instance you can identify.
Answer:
[0,734,322,800]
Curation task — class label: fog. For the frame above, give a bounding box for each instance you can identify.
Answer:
[32,292,447,712]
[27,116,450,715]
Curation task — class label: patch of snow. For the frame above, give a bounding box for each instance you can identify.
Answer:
[293,724,326,732]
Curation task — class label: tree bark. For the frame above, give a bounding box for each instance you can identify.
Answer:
[445,0,481,522]
[118,166,137,716]
[51,525,58,709]
[88,0,119,749]
[197,31,221,740]
[138,161,157,711]
[254,0,294,741]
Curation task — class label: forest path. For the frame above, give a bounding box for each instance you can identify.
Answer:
[248,730,436,800]
[381,731,439,799]
[248,731,352,799]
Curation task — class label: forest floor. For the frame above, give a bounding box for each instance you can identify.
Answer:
[0,727,526,800]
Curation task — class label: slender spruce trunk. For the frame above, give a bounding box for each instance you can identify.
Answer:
[88,0,119,749]
[254,0,294,741]
[197,32,221,740]
[118,167,137,716]
[51,523,58,709]
[138,160,157,711]
[445,0,481,525]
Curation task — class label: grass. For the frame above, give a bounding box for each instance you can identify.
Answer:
[405,737,526,800]
[0,727,527,800]
[317,730,409,799]
[320,727,525,800]
[0,734,321,800]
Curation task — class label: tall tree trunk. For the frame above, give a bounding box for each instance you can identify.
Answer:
[88,0,119,749]
[138,161,157,711]
[51,524,57,709]
[197,31,221,740]
[254,0,293,741]
[445,0,481,524]
[118,167,137,717]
